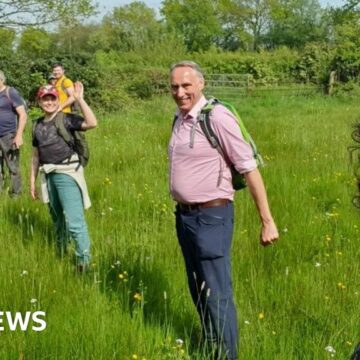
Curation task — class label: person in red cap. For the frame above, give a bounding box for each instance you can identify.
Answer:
[30,82,97,272]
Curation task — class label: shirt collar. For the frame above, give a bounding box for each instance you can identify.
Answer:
[176,95,208,122]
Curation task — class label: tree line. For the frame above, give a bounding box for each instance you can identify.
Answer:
[1,0,360,112]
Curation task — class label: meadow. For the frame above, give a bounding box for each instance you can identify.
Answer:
[0,93,359,359]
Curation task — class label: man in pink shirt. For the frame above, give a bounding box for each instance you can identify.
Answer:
[169,61,279,359]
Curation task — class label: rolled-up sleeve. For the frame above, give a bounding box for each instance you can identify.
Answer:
[209,105,257,174]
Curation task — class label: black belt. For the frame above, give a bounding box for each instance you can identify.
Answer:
[177,198,230,212]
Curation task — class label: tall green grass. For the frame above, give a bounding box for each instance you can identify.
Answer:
[0,94,359,359]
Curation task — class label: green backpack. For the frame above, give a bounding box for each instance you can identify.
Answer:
[33,112,89,168]
[197,98,263,190]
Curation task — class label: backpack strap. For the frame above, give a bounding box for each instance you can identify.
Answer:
[171,114,178,130]
[172,113,201,149]
[199,98,221,148]
[60,78,68,95]
[5,86,15,109]
[54,112,73,145]
[219,100,263,165]
[5,86,27,115]
[171,100,220,150]
[199,98,228,162]
[197,99,228,186]
[54,112,81,169]
[199,98,263,166]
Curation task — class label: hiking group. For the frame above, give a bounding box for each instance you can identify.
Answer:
[1,60,281,359]
[1,64,97,273]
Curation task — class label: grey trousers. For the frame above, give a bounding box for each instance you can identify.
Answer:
[0,133,21,195]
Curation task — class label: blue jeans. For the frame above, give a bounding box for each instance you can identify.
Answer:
[46,173,91,265]
[176,202,238,360]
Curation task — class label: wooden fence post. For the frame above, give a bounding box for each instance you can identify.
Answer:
[246,74,253,96]
[327,70,336,95]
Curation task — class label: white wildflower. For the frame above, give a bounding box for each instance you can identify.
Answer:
[285,267,289,276]
[325,345,336,354]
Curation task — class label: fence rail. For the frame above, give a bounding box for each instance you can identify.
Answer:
[154,73,323,100]
[204,73,322,100]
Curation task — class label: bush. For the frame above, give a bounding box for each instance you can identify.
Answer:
[291,43,333,84]
[332,80,360,97]
[126,68,168,99]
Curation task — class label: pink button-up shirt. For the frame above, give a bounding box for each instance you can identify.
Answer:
[169,96,257,203]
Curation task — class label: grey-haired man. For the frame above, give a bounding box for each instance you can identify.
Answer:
[169,61,279,359]
[0,70,27,196]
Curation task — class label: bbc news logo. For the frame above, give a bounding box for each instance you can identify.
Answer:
[0,311,46,332]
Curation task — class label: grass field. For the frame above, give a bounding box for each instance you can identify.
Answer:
[0,93,359,359]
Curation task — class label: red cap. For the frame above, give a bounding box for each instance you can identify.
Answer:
[37,85,59,99]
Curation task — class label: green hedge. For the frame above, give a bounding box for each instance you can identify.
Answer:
[2,43,360,112]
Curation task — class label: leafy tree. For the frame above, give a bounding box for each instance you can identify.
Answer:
[0,28,15,51]
[18,28,53,58]
[53,21,101,57]
[161,0,222,52]
[0,0,96,28]
[216,0,249,50]
[331,22,360,81]
[241,0,273,50]
[266,0,327,48]
[93,2,162,52]
[327,0,360,29]
[219,0,273,50]
[324,0,360,81]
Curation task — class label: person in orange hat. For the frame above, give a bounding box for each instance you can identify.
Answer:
[30,82,97,272]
